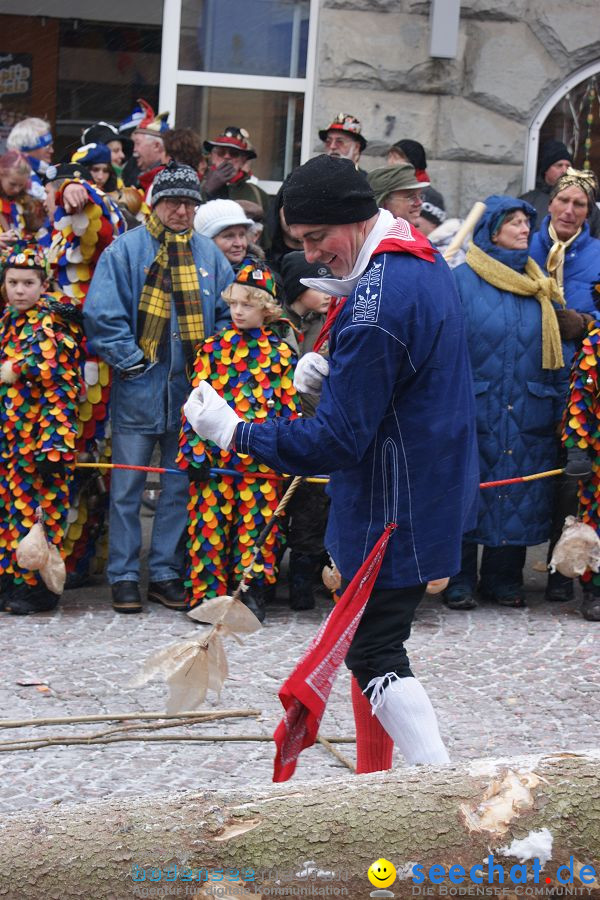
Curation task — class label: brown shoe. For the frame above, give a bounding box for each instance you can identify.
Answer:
[147,579,187,610]
[111,581,143,614]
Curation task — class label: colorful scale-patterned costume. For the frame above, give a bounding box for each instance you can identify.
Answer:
[0,297,82,587]
[178,326,298,607]
[47,179,125,579]
[563,321,600,591]
[0,196,27,238]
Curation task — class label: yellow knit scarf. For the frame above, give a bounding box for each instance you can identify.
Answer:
[545,222,581,292]
[465,242,565,370]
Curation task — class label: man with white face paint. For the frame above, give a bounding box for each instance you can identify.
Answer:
[184,155,479,774]
[319,113,367,167]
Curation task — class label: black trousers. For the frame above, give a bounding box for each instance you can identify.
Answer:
[344,582,426,692]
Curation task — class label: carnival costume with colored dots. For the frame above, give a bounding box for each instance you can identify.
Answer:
[47,178,125,579]
[178,326,299,607]
[563,320,600,591]
[0,297,82,588]
[0,197,27,239]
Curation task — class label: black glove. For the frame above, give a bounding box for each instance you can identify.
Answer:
[120,360,147,380]
[203,162,236,196]
[187,459,212,483]
[564,446,592,481]
[36,456,66,484]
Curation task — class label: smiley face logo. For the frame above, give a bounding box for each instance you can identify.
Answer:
[367,858,397,889]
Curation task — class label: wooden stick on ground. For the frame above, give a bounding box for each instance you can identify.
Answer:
[0,732,356,753]
[0,709,261,729]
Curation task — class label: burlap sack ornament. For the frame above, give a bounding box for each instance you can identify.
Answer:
[15,508,66,593]
[549,515,600,578]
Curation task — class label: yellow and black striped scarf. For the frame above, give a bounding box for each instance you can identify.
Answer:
[138,211,204,366]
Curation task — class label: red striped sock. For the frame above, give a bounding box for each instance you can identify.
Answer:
[351,676,394,774]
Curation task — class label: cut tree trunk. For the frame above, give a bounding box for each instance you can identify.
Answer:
[3,751,600,899]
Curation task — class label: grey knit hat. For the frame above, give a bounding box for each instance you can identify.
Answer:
[151,161,202,206]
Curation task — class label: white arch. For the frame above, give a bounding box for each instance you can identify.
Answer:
[524,58,600,191]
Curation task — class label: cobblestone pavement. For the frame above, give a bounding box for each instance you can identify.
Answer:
[0,538,598,816]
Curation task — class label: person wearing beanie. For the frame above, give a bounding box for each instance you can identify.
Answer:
[183,152,478,776]
[319,113,367,167]
[81,122,132,172]
[201,127,271,230]
[279,251,332,611]
[177,261,299,622]
[367,163,430,225]
[386,139,429,183]
[415,187,468,269]
[194,199,254,268]
[415,186,446,234]
[71,143,120,193]
[83,161,234,614]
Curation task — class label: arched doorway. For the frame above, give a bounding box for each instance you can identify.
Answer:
[524,60,600,191]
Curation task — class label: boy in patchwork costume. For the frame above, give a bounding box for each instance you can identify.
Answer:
[178,262,299,622]
[0,244,82,614]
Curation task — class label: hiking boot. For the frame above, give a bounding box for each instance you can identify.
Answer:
[4,583,60,616]
[582,593,600,622]
[545,571,574,603]
[111,581,142,614]
[242,584,266,623]
[442,590,477,611]
[148,579,187,610]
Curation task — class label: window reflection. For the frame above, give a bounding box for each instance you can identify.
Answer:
[176,85,303,181]
[179,0,309,78]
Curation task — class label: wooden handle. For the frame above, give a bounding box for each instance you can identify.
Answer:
[442,201,486,261]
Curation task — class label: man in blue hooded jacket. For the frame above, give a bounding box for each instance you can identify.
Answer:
[184,156,478,771]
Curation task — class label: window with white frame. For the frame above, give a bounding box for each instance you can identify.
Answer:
[160,0,318,189]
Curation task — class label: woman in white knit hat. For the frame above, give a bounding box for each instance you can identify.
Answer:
[194,198,254,268]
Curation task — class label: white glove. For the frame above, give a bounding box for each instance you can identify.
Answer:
[293,352,330,394]
[84,360,99,387]
[183,382,242,450]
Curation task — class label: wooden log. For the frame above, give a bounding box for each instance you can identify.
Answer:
[3,752,600,898]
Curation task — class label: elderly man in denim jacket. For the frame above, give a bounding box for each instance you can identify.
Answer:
[84,163,233,613]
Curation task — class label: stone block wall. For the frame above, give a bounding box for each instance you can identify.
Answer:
[312,0,600,215]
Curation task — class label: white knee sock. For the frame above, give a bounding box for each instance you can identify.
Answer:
[366,673,450,765]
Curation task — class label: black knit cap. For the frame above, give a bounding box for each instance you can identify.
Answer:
[419,186,446,226]
[537,140,572,177]
[281,251,332,303]
[283,155,378,226]
[392,139,427,171]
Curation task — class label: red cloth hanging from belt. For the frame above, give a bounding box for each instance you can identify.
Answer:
[313,219,437,353]
[272,523,396,783]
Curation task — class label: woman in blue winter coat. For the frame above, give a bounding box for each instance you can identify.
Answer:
[445,195,570,610]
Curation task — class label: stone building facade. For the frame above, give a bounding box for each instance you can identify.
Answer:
[311,0,600,215]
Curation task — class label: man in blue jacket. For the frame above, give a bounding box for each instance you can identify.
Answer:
[184,156,478,770]
[84,163,233,614]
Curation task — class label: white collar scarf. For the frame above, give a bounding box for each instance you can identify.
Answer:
[299,208,396,298]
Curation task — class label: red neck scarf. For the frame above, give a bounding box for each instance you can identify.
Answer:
[312,219,437,353]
